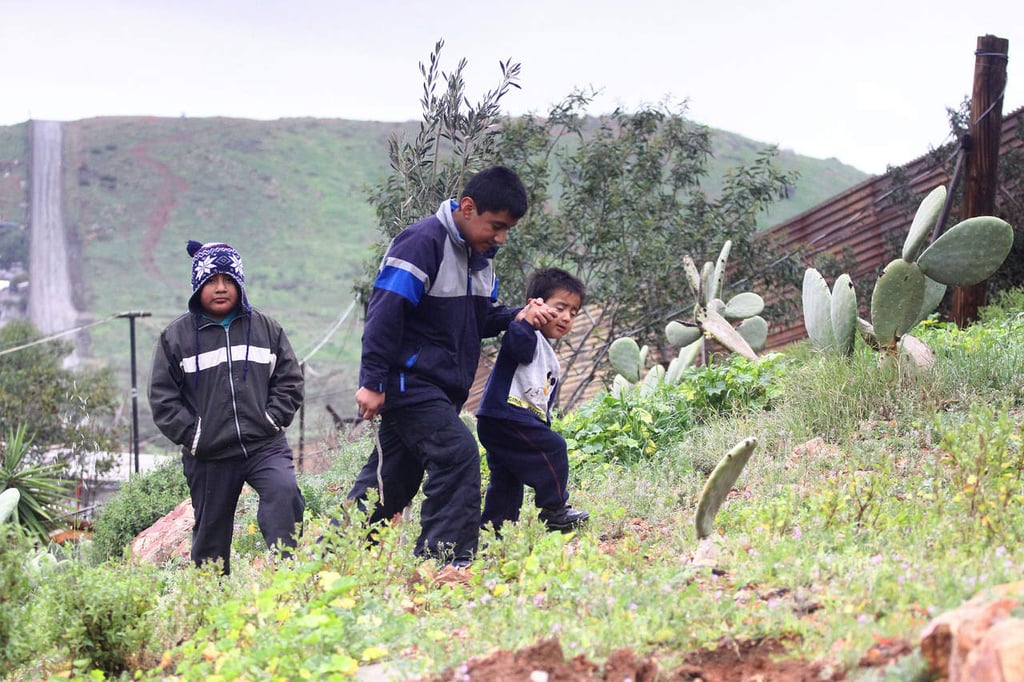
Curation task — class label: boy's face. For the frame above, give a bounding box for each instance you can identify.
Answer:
[456,197,517,254]
[199,273,240,320]
[538,288,582,340]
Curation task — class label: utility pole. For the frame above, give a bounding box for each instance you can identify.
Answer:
[297,361,305,472]
[117,311,151,474]
[951,34,1009,327]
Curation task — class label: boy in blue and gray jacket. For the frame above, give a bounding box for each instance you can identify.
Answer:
[347,166,552,567]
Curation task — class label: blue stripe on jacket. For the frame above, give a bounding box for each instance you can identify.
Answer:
[376,264,425,304]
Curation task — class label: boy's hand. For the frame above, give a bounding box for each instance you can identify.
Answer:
[516,298,556,328]
[356,386,385,420]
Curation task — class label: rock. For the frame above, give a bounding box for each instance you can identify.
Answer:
[129,499,193,565]
[920,581,1024,681]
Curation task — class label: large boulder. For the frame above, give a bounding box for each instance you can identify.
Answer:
[920,581,1024,681]
[129,499,193,565]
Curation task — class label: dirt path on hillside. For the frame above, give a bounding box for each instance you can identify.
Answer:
[28,121,79,354]
[130,130,188,283]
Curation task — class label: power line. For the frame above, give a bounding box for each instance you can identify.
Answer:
[299,299,357,365]
[0,313,121,357]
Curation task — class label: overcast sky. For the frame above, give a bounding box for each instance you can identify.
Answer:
[2,0,1021,174]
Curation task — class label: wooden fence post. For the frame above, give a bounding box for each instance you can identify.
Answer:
[951,34,1009,327]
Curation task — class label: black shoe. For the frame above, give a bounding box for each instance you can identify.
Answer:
[538,505,589,532]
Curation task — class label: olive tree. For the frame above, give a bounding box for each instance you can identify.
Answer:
[0,320,120,461]
[363,41,797,409]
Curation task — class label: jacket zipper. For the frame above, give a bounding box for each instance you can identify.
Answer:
[224,324,249,457]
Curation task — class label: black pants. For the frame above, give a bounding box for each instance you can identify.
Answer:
[347,400,480,562]
[182,435,304,575]
[477,416,570,530]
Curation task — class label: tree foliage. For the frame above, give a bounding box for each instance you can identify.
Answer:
[363,42,798,408]
[0,320,120,461]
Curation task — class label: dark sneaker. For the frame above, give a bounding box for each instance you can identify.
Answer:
[538,505,589,532]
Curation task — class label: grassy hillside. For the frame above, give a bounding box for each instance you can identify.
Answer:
[706,127,868,225]
[0,116,868,451]
[62,117,413,448]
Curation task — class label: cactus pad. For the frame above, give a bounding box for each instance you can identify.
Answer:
[724,292,765,320]
[914,276,947,327]
[609,337,642,383]
[870,259,925,347]
[902,185,946,262]
[683,255,702,299]
[643,363,666,388]
[736,315,768,351]
[700,261,715,306]
[703,306,757,360]
[917,216,1013,286]
[830,273,858,356]
[709,240,732,303]
[695,437,758,539]
[666,320,703,349]
[802,268,836,351]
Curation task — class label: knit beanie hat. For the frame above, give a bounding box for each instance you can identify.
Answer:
[186,240,250,313]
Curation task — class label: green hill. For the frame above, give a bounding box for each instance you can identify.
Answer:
[0,116,869,452]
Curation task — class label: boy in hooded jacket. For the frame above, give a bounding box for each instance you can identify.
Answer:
[347,165,553,566]
[149,241,305,575]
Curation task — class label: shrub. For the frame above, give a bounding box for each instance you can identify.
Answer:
[89,461,188,564]
[48,561,161,675]
[557,353,787,466]
[0,526,33,675]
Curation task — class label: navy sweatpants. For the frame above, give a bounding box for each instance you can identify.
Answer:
[347,399,481,563]
[477,415,570,530]
[182,435,304,575]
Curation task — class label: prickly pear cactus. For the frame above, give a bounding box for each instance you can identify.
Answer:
[830,273,858,356]
[609,239,768,389]
[662,239,767,376]
[737,315,769,351]
[666,321,702,349]
[665,339,702,384]
[699,304,757,360]
[803,183,1015,357]
[902,185,946,262]
[695,437,758,539]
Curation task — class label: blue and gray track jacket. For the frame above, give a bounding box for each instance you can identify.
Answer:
[359,200,518,411]
[149,308,304,460]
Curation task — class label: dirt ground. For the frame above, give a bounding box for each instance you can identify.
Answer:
[418,633,914,681]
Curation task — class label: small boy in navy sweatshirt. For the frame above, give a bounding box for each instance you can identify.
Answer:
[476,267,589,532]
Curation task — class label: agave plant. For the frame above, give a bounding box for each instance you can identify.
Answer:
[0,425,70,540]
